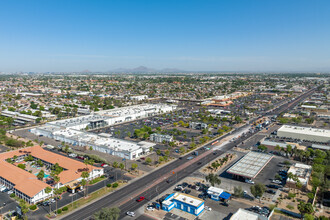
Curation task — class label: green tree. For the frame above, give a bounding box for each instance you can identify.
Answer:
[119,163,125,171]
[205,173,221,187]
[233,186,244,198]
[145,157,152,165]
[258,145,267,152]
[93,207,121,220]
[37,170,45,180]
[250,183,266,202]
[112,161,119,168]
[18,163,26,170]
[131,163,138,171]
[298,201,314,216]
[158,156,164,163]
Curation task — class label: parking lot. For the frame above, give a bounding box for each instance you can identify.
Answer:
[0,188,17,216]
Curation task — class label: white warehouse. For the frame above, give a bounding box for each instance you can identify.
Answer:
[277,125,330,143]
[30,104,175,159]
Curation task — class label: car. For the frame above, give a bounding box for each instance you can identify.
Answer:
[267,184,282,189]
[187,156,194,160]
[2,188,9,193]
[183,189,191,194]
[101,163,108,167]
[266,189,276,194]
[146,206,154,211]
[182,182,188,187]
[136,196,145,202]
[221,202,229,207]
[204,206,212,211]
[272,180,282,184]
[245,179,255,184]
[166,179,173,184]
[7,190,13,195]
[140,157,145,160]
[126,211,135,217]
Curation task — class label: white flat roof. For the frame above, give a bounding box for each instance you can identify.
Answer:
[230,208,268,220]
[227,152,273,179]
[173,193,203,208]
[278,125,330,138]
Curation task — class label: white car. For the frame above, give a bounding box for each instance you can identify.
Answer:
[7,190,13,195]
[204,206,212,211]
[126,211,135,217]
[272,180,282,184]
[146,206,155,211]
[245,179,255,184]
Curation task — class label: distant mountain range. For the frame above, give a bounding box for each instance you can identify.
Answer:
[108,66,185,73]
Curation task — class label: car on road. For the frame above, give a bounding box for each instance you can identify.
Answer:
[136,196,145,202]
[126,211,135,217]
[187,156,194,160]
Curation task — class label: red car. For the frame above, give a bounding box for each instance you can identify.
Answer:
[101,163,108,167]
[136,196,145,202]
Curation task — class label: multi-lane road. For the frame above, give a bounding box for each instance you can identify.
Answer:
[61,86,318,220]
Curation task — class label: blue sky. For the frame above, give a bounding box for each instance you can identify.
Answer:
[0,0,330,72]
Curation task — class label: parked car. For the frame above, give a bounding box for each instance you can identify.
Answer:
[266,189,276,194]
[267,184,282,189]
[136,196,145,202]
[204,206,212,211]
[7,190,13,195]
[101,163,108,167]
[146,206,154,211]
[272,180,282,184]
[245,179,255,184]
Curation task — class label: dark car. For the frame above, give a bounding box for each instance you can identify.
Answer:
[267,184,282,189]
[183,189,191,194]
[166,179,173,184]
[266,189,276,194]
[221,202,229,206]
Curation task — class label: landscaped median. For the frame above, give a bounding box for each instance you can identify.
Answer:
[47,181,125,218]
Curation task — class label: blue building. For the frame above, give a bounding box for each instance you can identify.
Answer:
[207,186,231,201]
[161,193,204,216]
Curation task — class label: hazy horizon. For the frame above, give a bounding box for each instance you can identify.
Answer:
[1,0,330,72]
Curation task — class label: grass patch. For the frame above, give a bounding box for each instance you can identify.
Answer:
[49,182,125,218]
[286,205,294,210]
[88,176,105,185]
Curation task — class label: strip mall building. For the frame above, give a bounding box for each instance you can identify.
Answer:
[0,146,103,204]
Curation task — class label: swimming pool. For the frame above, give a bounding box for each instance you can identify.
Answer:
[34,173,50,178]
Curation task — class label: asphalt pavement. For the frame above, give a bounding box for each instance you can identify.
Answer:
[60,86,318,220]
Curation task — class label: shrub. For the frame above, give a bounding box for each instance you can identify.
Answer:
[29,204,37,210]
[288,193,296,199]
[107,183,112,188]
[10,193,15,198]
[56,209,62,214]
[112,182,118,188]
[62,206,68,211]
[286,205,294,210]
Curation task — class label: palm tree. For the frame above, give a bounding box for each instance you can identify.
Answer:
[45,186,53,214]
[81,171,89,197]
